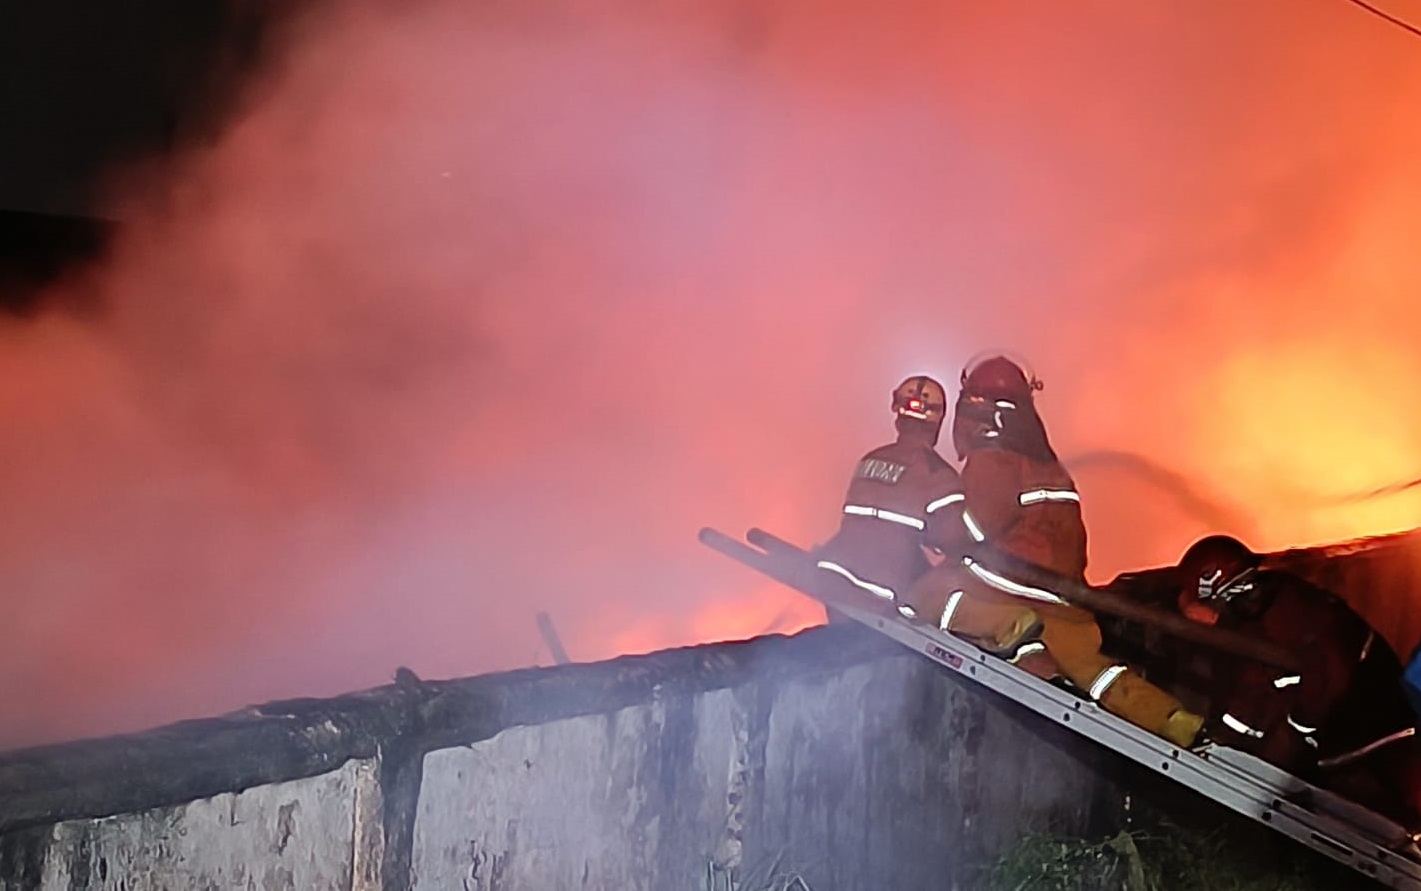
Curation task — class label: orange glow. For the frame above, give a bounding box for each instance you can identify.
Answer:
[1206,347,1421,538]
[4,0,1421,750]
[605,583,824,662]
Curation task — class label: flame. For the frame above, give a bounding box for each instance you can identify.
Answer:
[1205,346,1421,541]
[4,0,1421,749]
[606,584,823,662]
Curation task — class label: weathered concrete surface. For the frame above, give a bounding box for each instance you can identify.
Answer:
[412,690,743,891]
[13,758,381,891]
[412,650,1116,891]
[0,699,408,836]
[0,623,1157,890]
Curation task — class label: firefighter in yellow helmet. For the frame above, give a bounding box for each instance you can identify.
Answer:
[905,354,1205,748]
[814,376,963,615]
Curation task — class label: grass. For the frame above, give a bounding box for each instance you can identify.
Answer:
[702,851,813,891]
[701,817,1358,890]
[978,822,1350,891]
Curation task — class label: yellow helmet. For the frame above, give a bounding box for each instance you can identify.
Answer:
[892,375,947,424]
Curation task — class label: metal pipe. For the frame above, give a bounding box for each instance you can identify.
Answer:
[536,611,572,665]
[962,543,1300,672]
[1318,727,1417,769]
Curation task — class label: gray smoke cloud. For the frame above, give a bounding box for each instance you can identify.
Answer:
[3,0,1421,749]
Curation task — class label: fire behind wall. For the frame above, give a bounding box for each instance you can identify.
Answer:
[2,0,1421,750]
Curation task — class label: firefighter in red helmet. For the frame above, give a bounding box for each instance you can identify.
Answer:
[906,353,1205,748]
[1175,535,1421,831]
[814,376,964,614]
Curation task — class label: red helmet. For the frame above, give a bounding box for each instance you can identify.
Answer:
[953,353,1044,459]
[1176,535,1262,624]
[960,353,1042,405]
[892,375,947,424]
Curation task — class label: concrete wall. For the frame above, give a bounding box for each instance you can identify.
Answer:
[0,626,1125,891]
[31,759,381,891]
[410,653,1111,891]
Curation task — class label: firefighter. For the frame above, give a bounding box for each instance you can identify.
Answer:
[905,354,1205,748]
[1175,534,1421,830]
[813,376,963,614]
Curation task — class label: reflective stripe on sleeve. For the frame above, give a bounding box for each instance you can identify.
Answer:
[876,508,925,528]
[815,560,897,601]
[1222,714,1266,739]
[1287,716,1319,735]
[1273,675,1302,689]
[939,590,965,632]
[842,504,926,530]
[961,557,1068,605]
[924,493,966,514]
[961,510,986,542]
[1018,489,1081,506]
[1088,665,1128,701]
[1009,641,1047,664]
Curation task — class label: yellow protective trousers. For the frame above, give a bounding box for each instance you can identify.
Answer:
[906,562,1199,746]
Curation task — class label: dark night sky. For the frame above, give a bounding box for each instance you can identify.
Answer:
[0,1,274,216]
[0,1,284,309]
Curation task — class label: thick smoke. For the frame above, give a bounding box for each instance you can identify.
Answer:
[4,0,1421,749]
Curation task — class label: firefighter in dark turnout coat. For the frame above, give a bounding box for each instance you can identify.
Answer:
[814,376,963,611]
[906,354,1204,748]
[1176,534,1421,832]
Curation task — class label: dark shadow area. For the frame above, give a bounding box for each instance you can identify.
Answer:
[0,209,116,315]
[0,0,309,314]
